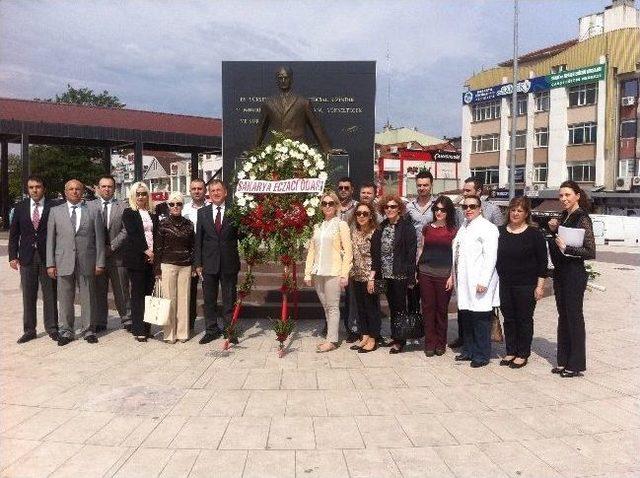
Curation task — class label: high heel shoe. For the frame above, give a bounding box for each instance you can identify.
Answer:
[551,367,565,374]
[389,344,404,354]
[499,356,515,366]
[135,336,147,342]
[509,358,528,369]
[358,343,378,354]
[560,369,582,378]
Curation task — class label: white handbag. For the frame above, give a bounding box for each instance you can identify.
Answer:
[144,279,171,326]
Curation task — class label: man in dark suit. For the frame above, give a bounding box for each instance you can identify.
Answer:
[88,175,130,332]
[47,179,105,345]
[193,179,241,344]
[8,175,59,343]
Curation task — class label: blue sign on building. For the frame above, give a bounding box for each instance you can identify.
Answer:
[462,76,551,104]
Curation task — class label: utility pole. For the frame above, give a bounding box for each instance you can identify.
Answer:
[509,0,519,199]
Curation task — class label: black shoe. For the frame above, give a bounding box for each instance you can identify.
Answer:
[199,334,217,345]
[454,354,472,361]
[358,343,378,354]
[424,349,435,357]
[449,338,463,349]
[85,335,98,344]
[17,333,37,344]
[345,332,359,343]
[499,357,515,366]
[95,325,107,333]
[229,337,239,345]
[434,348,445,356]
[58,336,72,346]
[389,344,404,354]
[551,367,565,374]
[135,336,148,342]
[509,358,528,369]
[350,344,362,351]
[123,324,132,332]
[48,331,60,342]
[470,361,489,368]
[560,369,582,378]
[377,337,392,347]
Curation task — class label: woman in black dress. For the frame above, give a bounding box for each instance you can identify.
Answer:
[547,181,596,377]
[122,182,158,342]
[496,196,547,369]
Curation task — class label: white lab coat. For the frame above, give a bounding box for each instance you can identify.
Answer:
[452,216,500,311]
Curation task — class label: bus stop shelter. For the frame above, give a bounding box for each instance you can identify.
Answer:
[0,97,222,228]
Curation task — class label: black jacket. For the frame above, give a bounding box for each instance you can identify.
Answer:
[371,215,417,280]
[8,198,59,265]
[548,208,596,269]
[193,204,241,275]
[121,207,158,271]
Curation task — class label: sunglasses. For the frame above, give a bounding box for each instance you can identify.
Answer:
[432,207,447,213]
[168,202,183,207]
[321,201,336,207]
[355,211,370,217]
[337,185,351,191]
[461,204,479,210]
[384,204,399,210]
[136,191,148,197]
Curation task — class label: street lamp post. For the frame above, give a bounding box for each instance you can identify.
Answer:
[509,0,519,199]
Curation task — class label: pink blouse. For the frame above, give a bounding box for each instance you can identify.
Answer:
[139,209,153,250]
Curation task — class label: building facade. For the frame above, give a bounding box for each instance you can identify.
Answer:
[461,0,640,193]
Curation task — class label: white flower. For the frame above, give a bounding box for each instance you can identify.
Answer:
[235,191,244,199]
[303,198,310,206]
[243,162,252,172]
[310,197,320,207]
[237,170,246,179]
[260,152,266,158]
[249,172,256,180]
[249,201,257,209]
[308,148,318,156]
[238,197,247,207]
[282,147,289,155]
[245,194,254,201]
[300,143,309,153]
[316,160,325,169]
[306,207,315,217]
[309,168,317,176]
[250,156,257,163]
[314,153,322,161]
[276,159,284,167]
[259,163,267,172]
[265,145,272,153]
[319,171,328,180]
[303,159,311,168]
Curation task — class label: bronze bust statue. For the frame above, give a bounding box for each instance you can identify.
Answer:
[255,67,333,153]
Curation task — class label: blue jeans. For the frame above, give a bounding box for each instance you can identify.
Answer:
[459,309,492,364]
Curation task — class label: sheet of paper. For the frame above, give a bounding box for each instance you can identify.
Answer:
[558,225,585,248]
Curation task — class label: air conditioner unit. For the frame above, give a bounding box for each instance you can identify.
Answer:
[615,176,632,191]
[633,176,640,187]
[621,96,635,106]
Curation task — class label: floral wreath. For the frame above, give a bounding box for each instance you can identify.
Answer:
[224,132,329,356]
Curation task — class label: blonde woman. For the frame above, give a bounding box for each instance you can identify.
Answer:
[122,182,157,342]
[154,192,194,343]
[304,191,353,352]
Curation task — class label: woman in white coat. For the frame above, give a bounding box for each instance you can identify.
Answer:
[449,195,500,367]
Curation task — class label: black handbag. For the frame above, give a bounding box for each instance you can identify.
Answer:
[390,287,424,340]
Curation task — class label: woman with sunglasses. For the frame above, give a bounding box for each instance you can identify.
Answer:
[348,202,380,353]
[452,195,499,367]
[418,196,457,357]
[304,191,353,353]
[122,182,158,342]
[547,181,595,378]
[154,192,195,344]
[496,196,548,369]
[371,194,417,354]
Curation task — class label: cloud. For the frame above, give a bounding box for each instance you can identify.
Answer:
[0,0,608,137]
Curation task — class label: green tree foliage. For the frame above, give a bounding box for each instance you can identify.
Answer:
[36,84,126,108]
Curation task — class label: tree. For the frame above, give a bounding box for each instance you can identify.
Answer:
[14,85,127,196]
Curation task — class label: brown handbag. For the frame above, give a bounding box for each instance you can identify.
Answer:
[490,307,504,343]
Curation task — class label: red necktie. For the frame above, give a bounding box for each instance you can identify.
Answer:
[32,203,40,230]
[215,206,222,233]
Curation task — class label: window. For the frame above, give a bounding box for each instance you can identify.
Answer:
[551,64,567,74]
[473,100,501,122]
[569,83,597,107]
[534,91,550,112]
[535,128,549,147]
[620,120,637,138]
[507,165,526,182]
[622,79,639,98]
[470,167,499,185]
[567,162,595,182]
[569,122,597,145]
[618,158,636,178]
[534,164,548,183]
[471,134,500,153]
[507,130,526,149]
[517,96,528,116]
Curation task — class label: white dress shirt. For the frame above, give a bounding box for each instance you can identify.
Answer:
[67,201,82,232]
[212,203,225,223]
[30,198,44,221]
[182,200,208,231]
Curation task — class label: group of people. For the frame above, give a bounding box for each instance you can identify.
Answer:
[9,175,240,347]
[303,172,595,377]
[9,170,595,377]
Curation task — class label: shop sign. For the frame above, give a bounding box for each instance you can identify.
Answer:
[548,63,606,88]
[433,150,461,162]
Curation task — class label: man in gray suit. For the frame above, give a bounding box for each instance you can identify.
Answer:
[89,175,130,332]
[47,179,105,345]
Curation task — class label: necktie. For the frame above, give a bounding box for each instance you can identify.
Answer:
[102,201,109,229]
[32,202,40,230]
[70,205,77,232]
[215,206,222,233]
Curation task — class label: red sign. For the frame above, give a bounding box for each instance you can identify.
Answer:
[151,191,168,202]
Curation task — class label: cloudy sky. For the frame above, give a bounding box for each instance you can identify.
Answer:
[0,0,608,138]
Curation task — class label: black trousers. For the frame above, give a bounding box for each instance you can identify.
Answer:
[202,272,238,334]
[460,309,492,364]
[352,281,381,337]
[385,278,408,345]
[128,265,154,338]
[20,250,58,335]
[189,274,199,330]
[554,264,587,372]
[500,283,536,358]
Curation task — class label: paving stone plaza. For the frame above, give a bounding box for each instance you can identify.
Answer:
[1,246,639,477]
